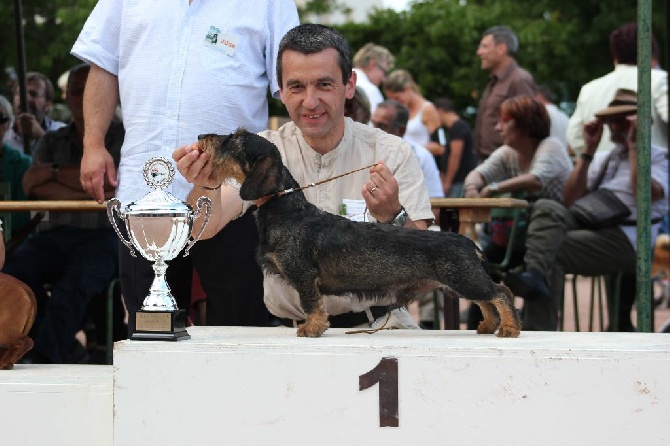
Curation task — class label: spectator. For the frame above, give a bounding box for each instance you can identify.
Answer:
[0,95,32,239]
[506,89,668,331]
[463,95,573,329]
[474,26,536,163]
[383,69,443,158]
[72,1,300,332]
[434,97,477,198]
[345,86,372,124]
[566,22,668,155]
[372,99,443,199]
[5,63,124,363]
[174,24,435,330]
[4,72,66,155]
[535,84,569,149]
[352,43,395,115]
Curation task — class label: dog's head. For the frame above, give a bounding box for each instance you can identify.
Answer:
[197,128,286,200]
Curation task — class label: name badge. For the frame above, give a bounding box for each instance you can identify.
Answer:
[204,26,238,56]
[342,199,369,222]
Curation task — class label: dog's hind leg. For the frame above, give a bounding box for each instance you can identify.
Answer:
[473,301,500,335]
[491,284,521,338]
[293,277,330,338]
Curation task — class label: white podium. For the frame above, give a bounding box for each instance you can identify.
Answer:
[113,327,670,446]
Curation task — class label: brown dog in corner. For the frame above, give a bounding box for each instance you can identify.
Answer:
[197,129,522,338]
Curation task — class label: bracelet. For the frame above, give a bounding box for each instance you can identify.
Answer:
[580,153,594,162]
[202,184,222,191]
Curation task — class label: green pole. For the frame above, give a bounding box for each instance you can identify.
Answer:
[636,0,653,333]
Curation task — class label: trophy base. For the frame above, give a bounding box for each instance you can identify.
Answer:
[130,309,191,341]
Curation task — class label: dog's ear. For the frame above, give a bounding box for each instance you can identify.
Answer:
[239,155,283,200]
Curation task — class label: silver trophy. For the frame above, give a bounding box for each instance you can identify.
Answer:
[107,156,211,341]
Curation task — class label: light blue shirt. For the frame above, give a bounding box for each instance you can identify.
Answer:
[71,0,299,204]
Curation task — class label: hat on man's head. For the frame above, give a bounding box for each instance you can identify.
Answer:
[595,88,638,118]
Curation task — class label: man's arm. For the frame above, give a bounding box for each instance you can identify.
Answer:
[174,143,245,240]
[563,119,602,207]
[442,139,463,194]
[81,63,119,203]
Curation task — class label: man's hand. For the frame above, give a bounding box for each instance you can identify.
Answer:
[361,162,402,223]
[80,144,117,203]
[582,119,603,155]
[172,143,220,189]
[14,113,45,140]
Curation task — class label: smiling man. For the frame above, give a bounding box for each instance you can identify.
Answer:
[474,26,536,162]
[174,24,434,330]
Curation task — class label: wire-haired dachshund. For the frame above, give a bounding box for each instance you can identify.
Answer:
[197,129,522,338]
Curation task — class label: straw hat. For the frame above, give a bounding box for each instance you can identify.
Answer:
[594,88,637,118]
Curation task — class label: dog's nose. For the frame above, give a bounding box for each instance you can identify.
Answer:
[198,133,215,141]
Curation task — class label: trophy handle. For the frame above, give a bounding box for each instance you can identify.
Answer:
[107,198,138,257]
[183,196,212,256]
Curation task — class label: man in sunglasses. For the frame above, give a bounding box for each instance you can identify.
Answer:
[3,72,65,155]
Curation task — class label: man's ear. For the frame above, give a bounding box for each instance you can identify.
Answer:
[239,155,282,200]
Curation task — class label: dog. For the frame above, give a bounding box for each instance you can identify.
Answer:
[0,273,37,369]
[198,129,522,338]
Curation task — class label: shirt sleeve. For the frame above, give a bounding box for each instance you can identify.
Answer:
[475,145,511,184]
[529,137,565,187]
[70,0,122,75]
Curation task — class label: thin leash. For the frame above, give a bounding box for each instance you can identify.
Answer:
[257,162,379,205]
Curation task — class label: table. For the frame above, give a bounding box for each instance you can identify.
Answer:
[430,197,529,329]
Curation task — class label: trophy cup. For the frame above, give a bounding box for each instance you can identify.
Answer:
[107,157,211,341]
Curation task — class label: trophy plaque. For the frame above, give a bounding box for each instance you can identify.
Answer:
[108,157,211,341]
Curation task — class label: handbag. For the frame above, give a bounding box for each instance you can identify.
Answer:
[569,188,631,229]
[568,147,631,230]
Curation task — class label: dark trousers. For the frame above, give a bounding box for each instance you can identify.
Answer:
[191,210,270,326]
[2,226,119,363]
[119,240,193,336]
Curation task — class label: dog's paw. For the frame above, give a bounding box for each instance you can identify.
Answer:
[476,320,498,335]
[297,310,330,337]
[496,324,521,338]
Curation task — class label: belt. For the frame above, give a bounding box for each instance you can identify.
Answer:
[279,305,391,328]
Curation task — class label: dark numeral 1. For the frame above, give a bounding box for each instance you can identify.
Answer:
[359,357,399,427]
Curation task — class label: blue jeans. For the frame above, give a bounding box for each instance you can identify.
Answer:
[2,226,118,363]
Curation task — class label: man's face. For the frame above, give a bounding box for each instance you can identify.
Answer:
[66,69,89,123]
[279,48,356,151]
[371,106,401,137]
[13,78,50,123]
[366,58,388,87]
[603,114,633,144]
[476,34,504,71]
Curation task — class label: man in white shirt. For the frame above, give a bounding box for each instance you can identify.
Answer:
[352,43,395,116]
[535,85,569,150]
[566,22,668,155]
[72,0,300,334]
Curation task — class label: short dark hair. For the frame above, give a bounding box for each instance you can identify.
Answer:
[16,72,55,102]
[609,22,660,65]
[277,23,352,87]
[433,97,456,113]
[66,63,90,92]
[378,99,409,131]
[500,95,550,141]
[482,26,519,54]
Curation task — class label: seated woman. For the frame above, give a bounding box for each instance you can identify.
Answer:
[463,96,573,328]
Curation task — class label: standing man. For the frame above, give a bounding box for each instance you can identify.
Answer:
[71,1,300,334]
[352,43,395,116]
[566,22,667,155]
[4,72,65,155]
[474,26,536,163]
[433,97,477,198]
[174,24,434,330]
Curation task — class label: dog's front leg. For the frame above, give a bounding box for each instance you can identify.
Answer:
[294,277,329,338]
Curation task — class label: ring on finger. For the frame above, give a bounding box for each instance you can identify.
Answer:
[369,186,378,194]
